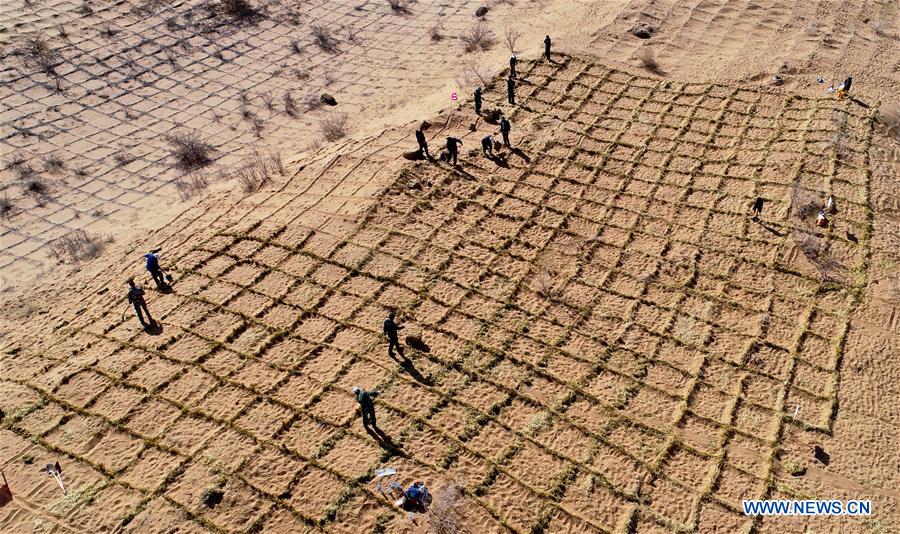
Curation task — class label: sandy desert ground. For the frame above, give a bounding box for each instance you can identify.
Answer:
[1,0,899,532]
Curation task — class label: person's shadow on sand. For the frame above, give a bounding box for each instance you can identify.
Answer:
[143,322,164,336]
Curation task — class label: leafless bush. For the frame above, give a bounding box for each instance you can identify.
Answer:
[312,24,338,52]
[387,0,410,14]
[790,184,821,222]
[430,21,444,42]
[290,39,302,54]
[78,1,93,15]
[48,230,112,263]
[1,196,14,218]
[43,154,64,174]
[20,35,60,76]
[320,112,348,141]
[283,91,298,117]
[504,26,520,53]
[57,24,70,42]
[267,152,285,176]
[174,172,210,200]
[323,71,336,86]
[234,152,280,193]
[638,48,663,75]
[167,132,214,171]
[871,20,887,37]
[460,22,495,53]
[876,103,900,142]
[261,91,275,111]
[532,269,554,297]
[218,0,260,20]
[24,176,50,203]
[428,484,464,534]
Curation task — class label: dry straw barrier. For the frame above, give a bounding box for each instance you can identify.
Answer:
[1,55,879,533]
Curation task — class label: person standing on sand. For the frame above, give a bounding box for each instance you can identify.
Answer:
[509,54,517,79]
[126,278,154,327]
[499,116,511,147]
[474,87,482,115]
[352,386,379,429]
[544,35,552,61]
[144,248,169,290]
[446,137,462,166]
[507,75,516,105]
[751,197,764,220]
[384,310,405,359]
[415,128,429,158]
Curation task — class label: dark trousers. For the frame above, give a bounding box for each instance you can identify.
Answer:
[133,301,153,325]
[388,336,404,358]
[545,47,551,61]
[502,131,510,146]
[507,91,515,105]
[475,100,481,114]
[418,142,429,157]
[448,150,458,166]
[361,405,377,427]
[149,268,166,289]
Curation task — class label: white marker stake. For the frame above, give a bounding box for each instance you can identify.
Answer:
[792,405,801,420]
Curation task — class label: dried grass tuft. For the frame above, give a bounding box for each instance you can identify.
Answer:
[320,112,348,141]
[460,22,495,53]
[167,132,214,171]
[312,24,338,52]
[428,484,464,534]
[48,230,112,263]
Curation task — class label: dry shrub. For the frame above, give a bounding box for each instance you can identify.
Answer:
[430,21,444,42]
[174,172,209,200]
[387,0,410,14]
[428,484,464,534]
[48,229,112,263]
[21,35,59,75]
[218,0,259,20]
[1,196,14,218]
[320,112,348,141]
[638,48,663,75]
[249,114,264,137]
[235,151,283,193]
[312,24,338,52]
[167,132,214,171]
[876,103,900,142]
[283,91,298,117]
[504,26,520,53]
[790,184,821,222]
[290,39,302,54]
[460,22,495,53]
[43,154,64,173]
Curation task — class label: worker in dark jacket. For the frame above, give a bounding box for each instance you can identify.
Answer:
[126,278,154,327]
[544,35,552,61]
[499,116,511,147]
[474,87,482,114]
[415,128,429,158]
[384,310,404,358]
[352,386,379,428]
[446,137,463,166]
[509,54,517,78]
[507,76,516,105]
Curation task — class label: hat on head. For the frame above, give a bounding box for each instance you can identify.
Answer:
[352,386,360,394]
